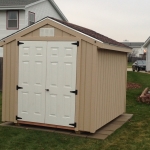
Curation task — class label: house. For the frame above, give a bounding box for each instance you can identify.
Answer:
[0,17,131,133]
[122,42,144,58]
[142,37,150,71]
[0,0,68,57]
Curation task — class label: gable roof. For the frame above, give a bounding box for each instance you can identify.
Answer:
[0,0,40,6]
[0,0,68,21]
[0,17,130,51]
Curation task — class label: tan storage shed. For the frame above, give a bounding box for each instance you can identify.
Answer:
[0,17,131,133]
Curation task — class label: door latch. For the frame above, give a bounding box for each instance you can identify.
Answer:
[45,89,49,91]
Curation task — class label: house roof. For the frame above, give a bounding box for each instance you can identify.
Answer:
[143,37,150,48]
[0,0,39,6]
[0,17,130,51]
[122,42,144,48]
[0,0,68,21]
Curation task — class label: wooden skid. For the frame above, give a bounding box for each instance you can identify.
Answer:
[17,121,75,131]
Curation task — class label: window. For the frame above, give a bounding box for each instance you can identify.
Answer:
[7,11,19,29]
[28,12,35,25]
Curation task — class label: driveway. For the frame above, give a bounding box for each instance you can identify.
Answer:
[127,68,150,74]
[127,68,132,71]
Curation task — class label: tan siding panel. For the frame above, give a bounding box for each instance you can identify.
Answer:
[5,43,11,121]
[22,32,33,37]
[55,28,63,36]
[32,29,40,37]
[90,45,98,133]
[14,43,19,123]
[63,32,72,37]
[75,39,81,131]
[9,41,16,121]
[97,49,126,128]
[78,40,86,130]
[83,42,93,131]
[2,45,6,121]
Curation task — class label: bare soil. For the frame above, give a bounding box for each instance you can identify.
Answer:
[127,82,141,89]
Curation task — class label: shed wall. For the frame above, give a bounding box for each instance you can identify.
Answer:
[96,49,127,129]
[2,23,127,133]
[2,25,75,122]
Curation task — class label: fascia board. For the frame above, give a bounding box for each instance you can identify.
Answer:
[0,6,25,10]
[143,37,150,48]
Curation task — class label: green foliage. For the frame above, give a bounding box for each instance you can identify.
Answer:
[0,72,150,149]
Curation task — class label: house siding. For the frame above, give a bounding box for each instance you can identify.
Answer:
[25,0,62,26]
[0,10,25,56]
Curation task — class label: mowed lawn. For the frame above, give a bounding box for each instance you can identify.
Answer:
[0,72,150,150]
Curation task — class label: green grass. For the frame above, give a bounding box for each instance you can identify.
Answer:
[128,62,132,68]
[0,72,150,149]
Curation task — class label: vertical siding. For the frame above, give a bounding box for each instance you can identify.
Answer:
[78,41,98,132]
[0,57,3,91]
[2,41,17,122]
[2,45,6,121]
[5,43,11,121]
[78,41,86,130]
[2,26,75,122]
[97,49,126,129]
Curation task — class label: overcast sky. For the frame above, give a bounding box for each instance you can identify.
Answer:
[55,0,150,42]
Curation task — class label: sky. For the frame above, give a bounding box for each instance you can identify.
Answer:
[55,0,150,42]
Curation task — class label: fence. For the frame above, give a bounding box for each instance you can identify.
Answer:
[0,57,3,91]
[128,57,146,63]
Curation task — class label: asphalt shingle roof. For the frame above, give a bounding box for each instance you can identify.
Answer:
[50,17,129,48]
[0,0,40,6]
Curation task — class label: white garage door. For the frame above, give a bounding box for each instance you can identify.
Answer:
[18,41,77,127]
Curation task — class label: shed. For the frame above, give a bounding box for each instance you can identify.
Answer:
[0,17,131,133]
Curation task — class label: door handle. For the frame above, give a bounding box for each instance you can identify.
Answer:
[45,89,49,91]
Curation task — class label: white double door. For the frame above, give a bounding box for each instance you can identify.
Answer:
[18,41,77,127]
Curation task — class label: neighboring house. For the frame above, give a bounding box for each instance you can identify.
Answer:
[143,37,150,71]
[0,0,68,57]
[122,42,144,58]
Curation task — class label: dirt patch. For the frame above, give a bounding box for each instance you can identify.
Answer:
[127,82,141,89]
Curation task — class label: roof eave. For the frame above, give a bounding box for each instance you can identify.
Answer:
[0,6,25,10]
[98,43,131,53]
[143,37,150,48]
[48,0,68,22]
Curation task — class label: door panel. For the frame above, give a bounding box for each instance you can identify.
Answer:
[18,41,77,127]
[45,42,77,127]
[18,41,47,123]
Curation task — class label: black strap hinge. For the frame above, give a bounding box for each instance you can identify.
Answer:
[69,122,76,128]
[70,90,78,95]
[18,41,24,46]
[16,116,22,120]
[72,41,79,47]
[16,85,23,90]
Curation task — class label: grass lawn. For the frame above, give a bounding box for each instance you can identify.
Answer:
[128,62,133,68]
[0,72,150,150]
